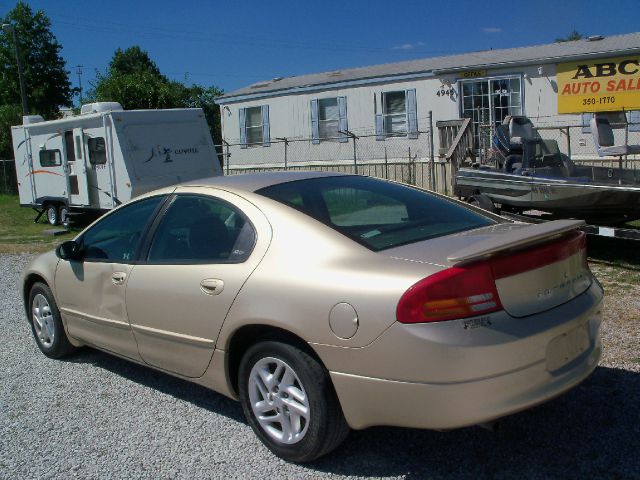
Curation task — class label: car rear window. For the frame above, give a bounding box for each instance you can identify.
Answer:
[257,176,496,251]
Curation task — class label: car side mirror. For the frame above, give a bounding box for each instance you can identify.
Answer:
[56,240,82,261]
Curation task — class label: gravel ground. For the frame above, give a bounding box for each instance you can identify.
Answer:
[1,253,639,479]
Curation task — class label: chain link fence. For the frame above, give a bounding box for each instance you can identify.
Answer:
[0,160,18,195]
[215,127,457,193]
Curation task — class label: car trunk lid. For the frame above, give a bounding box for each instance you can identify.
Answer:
[387,220,592,318]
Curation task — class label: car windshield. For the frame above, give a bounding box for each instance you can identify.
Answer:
[257,176,496,251]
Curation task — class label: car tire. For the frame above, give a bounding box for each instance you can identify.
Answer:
[28,282,76,359]
[469,194,497,213]
[238,340,349,463]
[45,204,58,226]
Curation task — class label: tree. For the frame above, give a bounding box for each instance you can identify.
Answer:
[88,46,223,148]
[555,30,584,43]
[0,1,73,158]
[109,46,162,77]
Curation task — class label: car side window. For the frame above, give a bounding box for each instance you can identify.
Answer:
[147,195,256,264]
[80,196,165,262]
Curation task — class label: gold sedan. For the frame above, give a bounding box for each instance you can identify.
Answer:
[21,172,603,462]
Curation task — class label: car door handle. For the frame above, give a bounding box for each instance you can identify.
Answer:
[200,278,224,296]
[112,272,127,285]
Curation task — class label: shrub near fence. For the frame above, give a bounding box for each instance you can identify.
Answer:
[0,160,17,195]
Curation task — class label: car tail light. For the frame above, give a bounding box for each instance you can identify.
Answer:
[396,231,586,324]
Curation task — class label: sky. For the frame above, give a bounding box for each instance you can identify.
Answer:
[1,0,639,103]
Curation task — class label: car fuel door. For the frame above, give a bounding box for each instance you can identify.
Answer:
[125,187,271,378]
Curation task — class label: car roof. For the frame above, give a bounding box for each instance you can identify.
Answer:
[180,171,349,193]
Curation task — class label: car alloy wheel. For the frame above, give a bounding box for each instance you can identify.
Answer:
[28,282,77,359]
[248,356,310,445]
[32,293,55,348]
[238,340,349,463]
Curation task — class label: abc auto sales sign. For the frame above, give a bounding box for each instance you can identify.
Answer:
[557,56,640,113]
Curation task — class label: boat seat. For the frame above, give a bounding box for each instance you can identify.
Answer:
[590,116,640,157]
[504,155,522,174]
[508,117,536,146]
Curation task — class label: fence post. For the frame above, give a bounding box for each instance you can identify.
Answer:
[276,137,289,169]
[428,111,435,190]
[223,140,230,175]
[2,160,7,194]
[564,127,571,161]
[384,146,388,180]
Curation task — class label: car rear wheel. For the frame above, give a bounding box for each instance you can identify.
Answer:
[238,340,349,463]
[28,282,76,359]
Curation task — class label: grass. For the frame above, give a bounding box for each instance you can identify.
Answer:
[0,194,75,253]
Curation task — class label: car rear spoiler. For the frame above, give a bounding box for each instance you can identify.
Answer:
[447,219,585,264]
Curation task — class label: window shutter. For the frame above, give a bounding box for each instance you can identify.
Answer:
[581,112,593,134]
[375,114,384,141]
[338,96,348,143]
[310,99,320,144]
[239,108,247,149]
[627,110,640,132]
[406,89,418,139]
[261,105,270,147]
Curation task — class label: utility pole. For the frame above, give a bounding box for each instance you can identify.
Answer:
[75,65,84,106]
[2,23,29,115]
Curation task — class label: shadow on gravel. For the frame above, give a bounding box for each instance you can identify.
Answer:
[63,349,639,479]
[64,348,245,424]
[309,366,640,479]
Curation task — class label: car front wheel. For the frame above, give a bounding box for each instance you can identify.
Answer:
[28,282,76,358]
[238,340,349,463]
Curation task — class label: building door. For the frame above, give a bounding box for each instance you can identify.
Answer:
[460,76,523,151]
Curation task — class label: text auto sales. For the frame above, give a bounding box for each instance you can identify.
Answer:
[561,59,640,94]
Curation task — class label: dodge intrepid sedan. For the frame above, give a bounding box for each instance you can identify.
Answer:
[21,172,603,462]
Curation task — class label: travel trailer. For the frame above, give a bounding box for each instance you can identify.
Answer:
[12,102,222,226]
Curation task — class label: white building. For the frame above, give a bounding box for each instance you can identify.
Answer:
[216,32,640,172]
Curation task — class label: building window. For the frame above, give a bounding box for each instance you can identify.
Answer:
[245,107,264,145]
[311,97,348,144]
[240,105,270,148]
[375,89,418,140]
[383,91,407,136]
[460,76,523,150]
[39,149,61,167]
[88,137,107,165]
[318,98,339,139]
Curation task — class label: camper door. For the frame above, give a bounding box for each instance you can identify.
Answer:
[67,128,90,206]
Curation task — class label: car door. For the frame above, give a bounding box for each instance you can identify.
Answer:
[125,187,271,378]
[55,195,167,359]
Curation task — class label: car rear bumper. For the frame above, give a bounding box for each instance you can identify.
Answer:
[322,281,603,430]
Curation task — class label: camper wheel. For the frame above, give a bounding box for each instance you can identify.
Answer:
[45,204,59,226]
[59,206,70,228]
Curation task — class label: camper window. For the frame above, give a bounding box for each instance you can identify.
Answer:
[39,149,62,167]
[64,131,76,163]
[88,137,107,165]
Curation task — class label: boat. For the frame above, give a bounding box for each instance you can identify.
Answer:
[454,115,640,225]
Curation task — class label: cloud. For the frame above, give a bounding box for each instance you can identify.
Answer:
[392,41,425,50]
[482,27,502,33]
